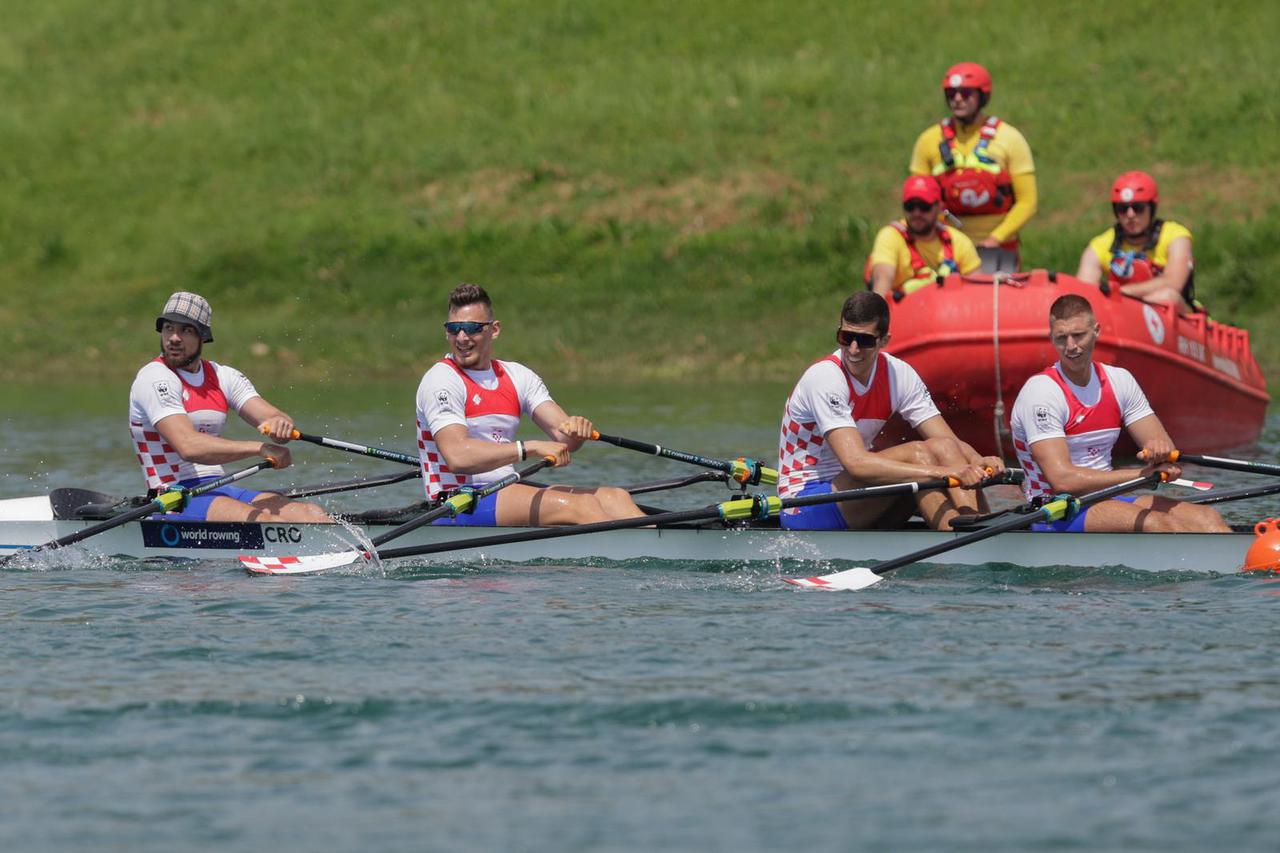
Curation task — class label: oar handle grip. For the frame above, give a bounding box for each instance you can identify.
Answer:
[259,424,304,441]
[1137,448,1181,463]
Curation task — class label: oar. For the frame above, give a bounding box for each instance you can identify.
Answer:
[622,471,731,495]
[282,468,422,498]
[244,474,1010,575]
[269,427,419,466]
[11,461,276,559]
[1167,452,1280,478]
[591,431,778,486]
[1187,480,1280,506]
[784,473,1164,592]
[241,456,557,574]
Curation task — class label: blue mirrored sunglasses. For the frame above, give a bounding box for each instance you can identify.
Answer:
[444,321,493,336]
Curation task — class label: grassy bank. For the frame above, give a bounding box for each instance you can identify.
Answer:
[2,0,1278,392]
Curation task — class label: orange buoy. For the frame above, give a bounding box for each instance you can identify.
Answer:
[1242,518,1280,572]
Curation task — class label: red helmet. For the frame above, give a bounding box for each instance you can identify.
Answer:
[1111,171,1159,205]
[941,63,992,94]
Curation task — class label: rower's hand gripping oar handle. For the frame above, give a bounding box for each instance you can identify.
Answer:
[590,431,779,486]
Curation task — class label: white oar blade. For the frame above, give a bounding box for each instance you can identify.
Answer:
[783,566,884,591]
[240,550,366,576]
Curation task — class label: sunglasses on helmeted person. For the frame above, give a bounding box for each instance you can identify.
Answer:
[903,200,935,213]
[1112,202,1150,216]
[836,329,881,349]
[944,87,980,100]
[443,321,494,336]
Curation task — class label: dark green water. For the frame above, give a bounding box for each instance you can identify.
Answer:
[2,385,1278,851]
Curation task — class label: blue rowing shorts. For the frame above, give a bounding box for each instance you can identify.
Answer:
[430,490,500,527]
[156,476,267,522]
[1029,495,1138,532]
[780,481,849,531]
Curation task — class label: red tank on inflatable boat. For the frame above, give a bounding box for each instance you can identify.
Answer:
[882,270,1270,458]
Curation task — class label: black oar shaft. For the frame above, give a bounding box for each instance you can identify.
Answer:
[592,431,777,485]
[866,474,1162,578]
[289,430,419,467]
[283,468,421,498]
[1178,454,1280,478]
[1187,481,1280,506]
[374,476,966,561]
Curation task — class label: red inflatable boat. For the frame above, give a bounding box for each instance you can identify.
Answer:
[882,270,1271,458]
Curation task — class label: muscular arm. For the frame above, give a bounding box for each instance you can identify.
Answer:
[432,423,526,474]
[1028,418,1177,495]
[987,172,1037,245]
[825,426,952,485]
[1076,245,1104,285]
[869,263,897,297]
[154,413,281,467]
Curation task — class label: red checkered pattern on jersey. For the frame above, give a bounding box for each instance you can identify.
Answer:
[778,417,825,497]
[130,423,184,489]
[417,423,470,500]
[1012,437,1053,499]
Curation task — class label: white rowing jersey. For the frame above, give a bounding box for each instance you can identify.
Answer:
[1010,361,1154,499]
[128,358,261,490]
[777,351,940,497]
[415,357,553,499]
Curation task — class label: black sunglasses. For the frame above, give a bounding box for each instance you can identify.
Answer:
[443,320,493,336]
[944,87,980,100]
[903,200,935,213]
[1112,201,1150,215]
[836,329,881,349]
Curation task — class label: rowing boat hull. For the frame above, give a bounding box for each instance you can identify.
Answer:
[882,270,1270,458]
[0,502,1251,573]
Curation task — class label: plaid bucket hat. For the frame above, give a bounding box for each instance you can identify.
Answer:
[155,292,214,342]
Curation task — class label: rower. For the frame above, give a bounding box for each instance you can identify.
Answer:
[777,291,1004,531]
[908,62,1037,269]
[1075,171,1198,315]
[1008,293,1229,533]
[415,283,645,526]
[128,292,329,523]
[865,176,981,298]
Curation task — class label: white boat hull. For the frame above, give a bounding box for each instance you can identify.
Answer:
[0,495,1253,573]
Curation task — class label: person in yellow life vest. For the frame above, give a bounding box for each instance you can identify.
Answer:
[1076,171,1197,315]
[909,62,1037,268]
[865,176,981,298]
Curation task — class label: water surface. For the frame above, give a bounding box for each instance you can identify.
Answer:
[2,385,1278,851]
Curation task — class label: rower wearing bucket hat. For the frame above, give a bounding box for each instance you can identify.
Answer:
[1075,171,1197,315]
[127,292,329,523]
[865,175,981,298]
[908,62,1037,269]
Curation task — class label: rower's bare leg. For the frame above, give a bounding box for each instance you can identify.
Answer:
[832,442,965,530]
[496,483,639,526]
[591,486,647,520]
[1084,495,1230,533]
[203,494,330,523]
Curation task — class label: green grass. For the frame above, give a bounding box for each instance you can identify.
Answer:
[2,0,1278,392]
